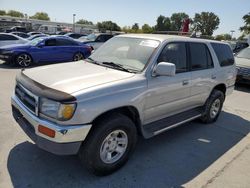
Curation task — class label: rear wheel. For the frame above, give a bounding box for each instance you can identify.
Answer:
[15,53,32,67]
[200,90,225,123]
[73,52,84,61]
[78,113,137,176]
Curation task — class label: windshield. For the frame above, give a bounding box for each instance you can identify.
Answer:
[88,37,160,72]
[227,42,236,50]
[86,33,97,41]
[28,37,45,46]
[236,48,250,59]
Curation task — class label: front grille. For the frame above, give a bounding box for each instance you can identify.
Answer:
[237,66,250,77]
[15,84,37,114]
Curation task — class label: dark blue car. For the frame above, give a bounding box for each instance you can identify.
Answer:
[0,36,92,67]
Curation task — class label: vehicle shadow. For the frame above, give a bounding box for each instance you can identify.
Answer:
[7,111,250,188]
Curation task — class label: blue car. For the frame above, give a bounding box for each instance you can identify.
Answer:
[0,36,93,67]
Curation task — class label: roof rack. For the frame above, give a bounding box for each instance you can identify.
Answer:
[153,30,215,40]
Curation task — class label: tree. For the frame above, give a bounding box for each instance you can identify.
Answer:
[7,10,24,17]
[240,12,250,34]
[193,12,220,36]
[76,19,93,25]
[132,23,139,31]
[155,15,171,31]
[0,10,6,16]
[142,24,153,33]
[97,21,121,31]
[215,34,232,41]
[170,12,189,31]
[30,12,50,21]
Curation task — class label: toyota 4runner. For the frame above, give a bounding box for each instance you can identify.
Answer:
[11,34,236,175]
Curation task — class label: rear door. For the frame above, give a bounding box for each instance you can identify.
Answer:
[56,38,79,61]
[188,42,215,107]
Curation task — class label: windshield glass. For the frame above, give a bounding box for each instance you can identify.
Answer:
[88,37,160,72]
[236,48,250,59]
[28,37,45,46]
[86,33,97,41]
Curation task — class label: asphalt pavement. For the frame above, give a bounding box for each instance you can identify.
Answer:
[0,61,250,188]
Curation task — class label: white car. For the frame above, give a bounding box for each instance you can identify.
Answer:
[77,33,113,50]
[0,33,28,47]
[235,47,250,84]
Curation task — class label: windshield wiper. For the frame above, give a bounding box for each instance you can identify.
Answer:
[102,62,138,73]
[86,57,100,65]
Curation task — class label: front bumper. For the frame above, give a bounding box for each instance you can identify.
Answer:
[11,95,92,155]
[0,53,14,63]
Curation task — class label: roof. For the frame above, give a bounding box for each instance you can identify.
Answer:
[117,34,228,45]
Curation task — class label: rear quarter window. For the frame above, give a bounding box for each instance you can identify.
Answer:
[211,43,234,67]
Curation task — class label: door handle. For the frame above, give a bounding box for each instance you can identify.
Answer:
[211,75,217,79]
[182,80,189,86]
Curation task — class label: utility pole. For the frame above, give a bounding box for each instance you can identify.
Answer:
[73,14,76,32]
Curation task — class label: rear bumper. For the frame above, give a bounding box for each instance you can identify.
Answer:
[11,95,92,155]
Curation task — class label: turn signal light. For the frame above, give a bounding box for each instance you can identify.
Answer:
[38,125,55,138]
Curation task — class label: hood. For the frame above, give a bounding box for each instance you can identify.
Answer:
[0,43,30,50]
[22,61,134,94]
[235,57,250,68]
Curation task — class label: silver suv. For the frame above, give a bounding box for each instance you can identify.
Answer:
[11,34,236,175]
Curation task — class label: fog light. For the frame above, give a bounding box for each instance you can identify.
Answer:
[38,125,55,138]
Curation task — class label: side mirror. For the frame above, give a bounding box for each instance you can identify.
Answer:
[154,62,176,77]
[37,42,44,48]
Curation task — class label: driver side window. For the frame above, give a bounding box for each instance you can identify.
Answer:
[157,42,187,73]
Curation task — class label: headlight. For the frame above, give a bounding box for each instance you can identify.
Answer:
[39,98,76,121]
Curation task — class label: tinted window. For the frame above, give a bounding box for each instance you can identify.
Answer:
[0,34,18,41]
[211,43,234,66]
[158,42,187,73]
[56,38,77,46]
[45,39,56,46]
[96,35,106,42]
[104,35,113,41]
[189,43,213,70]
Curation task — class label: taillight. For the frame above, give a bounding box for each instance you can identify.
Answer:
[86,46,93,53]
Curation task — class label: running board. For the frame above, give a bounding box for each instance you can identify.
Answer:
[143,107,203,138]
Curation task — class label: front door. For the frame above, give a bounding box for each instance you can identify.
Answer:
[144,42,192,124]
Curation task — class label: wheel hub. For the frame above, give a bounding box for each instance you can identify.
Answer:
[100,130,128,164]
[210,99,221,118]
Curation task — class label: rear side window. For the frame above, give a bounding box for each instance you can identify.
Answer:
[158,42,187,73]
[56,38,77,46]
[189,42,213,70]
[0,34,18,41]
[211,43,234,66]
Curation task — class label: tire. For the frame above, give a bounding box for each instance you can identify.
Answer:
[78,113,137,176]
[15,53,33,67]
[73,52,84,61]
[200,89,225,123]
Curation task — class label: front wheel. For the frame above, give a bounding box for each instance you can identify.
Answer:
[78,113,137,176]
[15,53,33,67]
[200,90,225,123]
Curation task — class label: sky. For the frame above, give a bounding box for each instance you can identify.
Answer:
[0,0,249,37]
